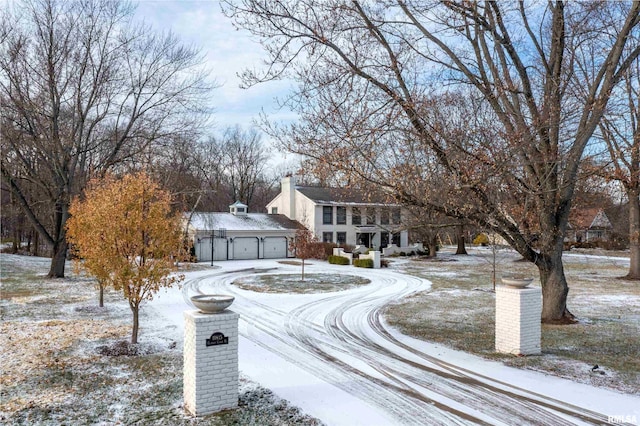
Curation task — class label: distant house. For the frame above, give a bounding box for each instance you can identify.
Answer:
[567,208,613,243]
[185,202,301,261]
[266,176,409,249]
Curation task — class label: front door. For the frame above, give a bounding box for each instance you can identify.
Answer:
[381,232,389,248]
[356,233,371,248]
[356,233,369,248]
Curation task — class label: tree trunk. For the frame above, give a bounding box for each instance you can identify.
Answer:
[12,226,19,253]
[99,282,104,308]
[131,303,139,344]
[32,231,39,256]
[537,253,576,323]
[47,198,69,278]
[48,239,67,278]
[626,187,640,280]
[427,241,437,258]
[301,259,305,281]
[427,234,438,258]
[455,224,467,255]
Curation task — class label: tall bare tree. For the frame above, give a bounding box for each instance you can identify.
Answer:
[597,57,640,279]
[220,125,270,209]
[1,0,212,277]
[224,1,640,322]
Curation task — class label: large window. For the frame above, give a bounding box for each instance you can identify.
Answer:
[336,206,346,224]
[352,207,361,225]
[380,208,390,225]
[323,206,333,224]
[392,208,401,224]
[365,208,376,225]
[323,232,333,243]
[337,232,346,245]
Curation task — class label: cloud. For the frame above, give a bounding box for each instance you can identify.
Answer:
[134,0,298,131]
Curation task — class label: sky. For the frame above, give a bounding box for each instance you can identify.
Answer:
[133,0,297,162]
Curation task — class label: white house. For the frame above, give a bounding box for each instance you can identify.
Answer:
[185,202,301,262]
[266,176,409,249]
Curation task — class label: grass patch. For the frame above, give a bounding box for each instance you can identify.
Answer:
[0,254,325,425]
[233,273,370,294]
[385,248,640,394]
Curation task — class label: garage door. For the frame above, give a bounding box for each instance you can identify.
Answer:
[212,238,227,260]
[263,237,287,259]
[196,237,227,262]
[233,237,259,260]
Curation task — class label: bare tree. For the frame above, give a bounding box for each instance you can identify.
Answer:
[224,1,640,322]
[192,135,229,211]
[597,58,640,279]
[0,0,212,277]
[289,227,324,281]
[189,127,271,212]
[220,125,270,209]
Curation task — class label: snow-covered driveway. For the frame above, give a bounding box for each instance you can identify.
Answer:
[152,260,639,425]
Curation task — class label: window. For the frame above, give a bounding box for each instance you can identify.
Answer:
[323,206,333,224]
[365,208,376,225]
[336,206,346,224]
[237,207,245,213]
[380,208,390,225]
[352,207,361,225]
[337,232,346,245]
[392,233,401,246]
[392,208,401,224]
[271,207,278,214]
[323,232,333,243]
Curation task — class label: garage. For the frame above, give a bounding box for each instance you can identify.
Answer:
[263,237,288,259]
[233,237,259,260]
[185,205,300,262]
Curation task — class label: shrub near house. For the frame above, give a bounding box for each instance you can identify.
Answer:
[354,258,374,268]
[328,255,350,265]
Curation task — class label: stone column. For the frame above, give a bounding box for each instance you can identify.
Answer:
[495,286,542,355]
[184,309,239,416]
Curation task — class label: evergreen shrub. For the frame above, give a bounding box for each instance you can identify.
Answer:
[354,258,374,268]
[328,255,350,265]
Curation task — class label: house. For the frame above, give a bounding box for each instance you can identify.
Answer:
[567,208,613,242]
[266,176,409,250]
[185,202,302,262]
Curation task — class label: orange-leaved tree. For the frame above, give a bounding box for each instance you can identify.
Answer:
[288,228,324,281]
[66,172,187,344]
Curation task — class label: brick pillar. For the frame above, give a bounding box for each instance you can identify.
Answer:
[184,310,239,416]
[495,286,542,355]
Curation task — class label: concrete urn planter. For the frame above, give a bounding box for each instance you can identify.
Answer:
[501,277,534,289]
[190,294,235,313]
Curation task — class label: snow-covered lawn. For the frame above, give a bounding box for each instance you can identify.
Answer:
[1,250,639,425]
[387,247,640,394]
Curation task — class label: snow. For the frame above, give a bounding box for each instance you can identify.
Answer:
[4,252,638,424]
[147,258,640,425]
[187,212,296,231]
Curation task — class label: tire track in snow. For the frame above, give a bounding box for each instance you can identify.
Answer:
[181,265,612,425]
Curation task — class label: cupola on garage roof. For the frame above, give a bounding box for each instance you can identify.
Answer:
[229,201,248,216]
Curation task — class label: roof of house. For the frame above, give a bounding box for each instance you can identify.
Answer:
[187,212,302,232]
[570,208,613,230]
[296,186,397,206]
